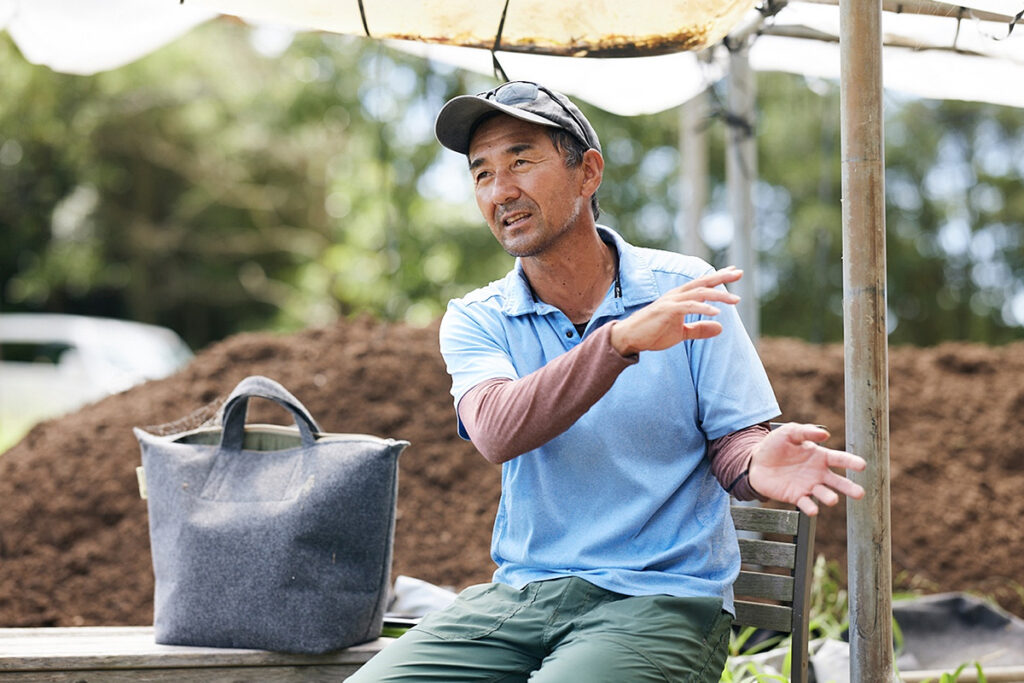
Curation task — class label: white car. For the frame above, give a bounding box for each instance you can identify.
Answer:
[0,314,193,451]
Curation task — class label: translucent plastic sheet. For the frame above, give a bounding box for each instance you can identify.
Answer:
[3,0,214,74]
[5,1,1024,110]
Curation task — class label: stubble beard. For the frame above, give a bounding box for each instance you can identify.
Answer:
[498,199,582,258]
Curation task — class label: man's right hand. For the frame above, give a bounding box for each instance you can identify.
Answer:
[609,266,743,356]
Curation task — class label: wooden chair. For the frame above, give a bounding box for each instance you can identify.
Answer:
[731,504,818,683]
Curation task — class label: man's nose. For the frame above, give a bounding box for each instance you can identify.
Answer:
[490,169,520,205]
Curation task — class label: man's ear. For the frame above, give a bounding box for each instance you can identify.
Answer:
[580,148,604,197]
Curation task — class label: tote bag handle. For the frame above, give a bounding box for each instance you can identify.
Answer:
[219,376,323,451]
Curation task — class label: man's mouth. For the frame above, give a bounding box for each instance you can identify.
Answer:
[501,211,531,228]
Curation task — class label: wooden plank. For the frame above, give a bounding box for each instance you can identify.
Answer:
[737,538,797,569]
[734,570,794,602]
[901,665,1024,683]
[730,506,800,536]
[0,627,388,672]
[733,600,793,633]
[0,664,365,681]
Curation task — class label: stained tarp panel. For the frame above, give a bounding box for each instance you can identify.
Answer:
[186,0,757,55]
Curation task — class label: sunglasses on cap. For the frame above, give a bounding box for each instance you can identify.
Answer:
[478,81,599,151]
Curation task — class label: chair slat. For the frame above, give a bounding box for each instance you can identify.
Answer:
[729,463,816,683]
[734,570,795,602]
[730,506,801,535]
[733,600,794,633]
[737,537,797,569]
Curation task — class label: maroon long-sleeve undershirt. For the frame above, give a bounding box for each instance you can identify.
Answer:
[456,321,767,500]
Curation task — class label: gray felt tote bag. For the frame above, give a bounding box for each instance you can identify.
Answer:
[134,375,408,653]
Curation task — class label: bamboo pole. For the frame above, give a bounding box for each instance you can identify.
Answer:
[676,90,709,262]
[725,41,759,343]
[804,0,1024,25]
[838,1,894,681]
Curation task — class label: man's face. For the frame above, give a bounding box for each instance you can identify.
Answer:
[467,115,587,258]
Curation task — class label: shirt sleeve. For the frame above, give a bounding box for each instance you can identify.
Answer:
[438,298,520,438]
[686,280,781,440]
[456,321,637,463]
[708,422,770,501]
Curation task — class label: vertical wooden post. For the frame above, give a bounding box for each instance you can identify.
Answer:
[838,1,894,681]
[726,42,759,343]
[676,90,709,262]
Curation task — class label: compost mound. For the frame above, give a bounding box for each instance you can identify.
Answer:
[2,316,1022,627]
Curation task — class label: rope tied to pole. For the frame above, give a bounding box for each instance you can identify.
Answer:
[707,79,756,141]
[757,0,788,20]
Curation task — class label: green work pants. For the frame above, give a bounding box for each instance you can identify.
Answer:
[349,576,733,682]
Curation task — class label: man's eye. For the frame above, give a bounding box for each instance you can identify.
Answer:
[513,159,529,167]
[475,171,492,183]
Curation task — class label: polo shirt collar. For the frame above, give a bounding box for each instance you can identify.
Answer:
[500,226,661,317]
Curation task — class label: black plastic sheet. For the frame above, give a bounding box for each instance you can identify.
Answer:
[894,593,1024,670]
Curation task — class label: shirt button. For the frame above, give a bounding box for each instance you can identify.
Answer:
[566,330,574,338]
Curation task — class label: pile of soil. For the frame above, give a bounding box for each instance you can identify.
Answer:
[1,316,1022,627]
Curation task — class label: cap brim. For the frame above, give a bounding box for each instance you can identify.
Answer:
[435,95,561,155]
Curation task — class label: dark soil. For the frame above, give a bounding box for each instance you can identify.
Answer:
[1,316,1022,627]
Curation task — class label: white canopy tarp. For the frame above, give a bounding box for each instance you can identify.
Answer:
[0,0,214,75]
[3,0,1024,114]
[389,2,1024,114]
[754,2,1024,108]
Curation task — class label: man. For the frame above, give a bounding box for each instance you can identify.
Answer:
[350,81,866,682]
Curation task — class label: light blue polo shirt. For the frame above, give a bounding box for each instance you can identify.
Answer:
[438,226,780,613]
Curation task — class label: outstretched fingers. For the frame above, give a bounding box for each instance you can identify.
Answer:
[680,320,724,339]
[805,442,868,479]
[797,474,862,516]
[783,423,831,445]
[796,496,819,517]
[671,300,725,318]
[666,285,741,307]
[811,484,840,507]
[683,266,743,292]
[823,469,866,500]
[779,424,867,470]
[807,440,868,500]
[825,447,867,472]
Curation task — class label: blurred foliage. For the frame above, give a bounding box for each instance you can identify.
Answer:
[1,21,1023,351]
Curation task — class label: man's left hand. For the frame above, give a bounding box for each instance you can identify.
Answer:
[747,423,867,516]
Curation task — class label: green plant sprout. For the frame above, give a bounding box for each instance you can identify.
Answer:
[915,661,988,683]
[718,555,992,683]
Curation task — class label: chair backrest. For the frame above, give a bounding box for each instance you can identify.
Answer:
[730,504,817,683]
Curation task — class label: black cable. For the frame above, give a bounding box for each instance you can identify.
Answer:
[357,0,372,37]
[491,0,512,83]
[953,6,964,50]
[1007,6,1024,38]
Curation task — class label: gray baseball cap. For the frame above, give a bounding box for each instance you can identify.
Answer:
[435,81,601,155]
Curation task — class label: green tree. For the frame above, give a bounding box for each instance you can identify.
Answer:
[2,25,1022,350]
